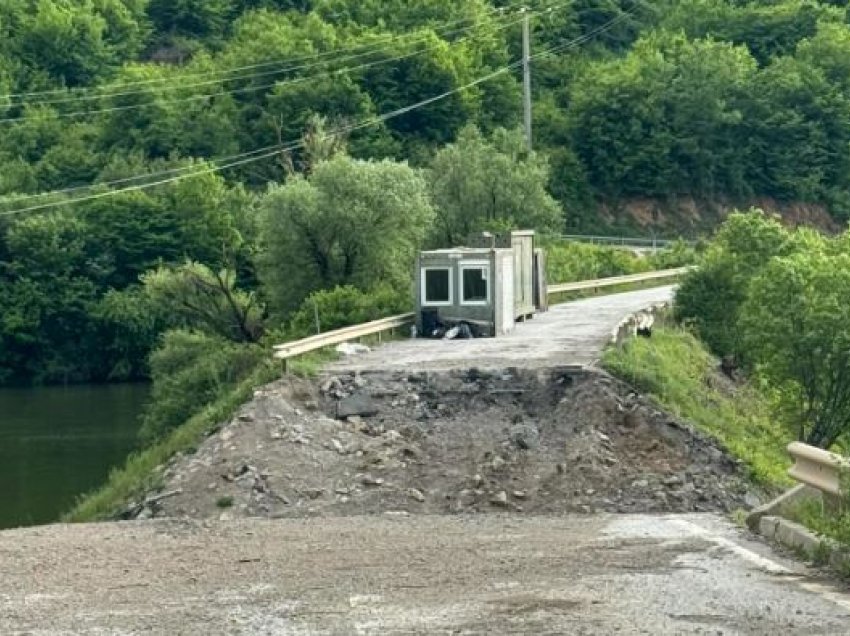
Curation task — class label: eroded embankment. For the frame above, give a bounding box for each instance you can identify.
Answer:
[131,366,761,521]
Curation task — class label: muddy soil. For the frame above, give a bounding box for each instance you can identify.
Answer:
[141,368,761,522]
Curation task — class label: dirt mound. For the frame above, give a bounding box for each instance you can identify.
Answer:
[140,367,760,522]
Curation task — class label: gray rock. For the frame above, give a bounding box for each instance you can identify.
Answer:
[510,424,540,450]
[337,392,379,419]
[491,456,507,471]
[490,491,509,507]
[360,475,384,487]
[321,376,343,394]
[406,488,426,503]
[744,491,762,509]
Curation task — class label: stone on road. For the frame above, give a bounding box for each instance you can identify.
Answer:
[327,286,674,373]
[1,513,848,634]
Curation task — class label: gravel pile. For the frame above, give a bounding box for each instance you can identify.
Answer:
[137,367,762,521]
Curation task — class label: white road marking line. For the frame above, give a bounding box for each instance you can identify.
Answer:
[670,519,791,575]
[672,518,850,612]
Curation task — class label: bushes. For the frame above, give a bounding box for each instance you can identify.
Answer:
[544,242,650,283]
[138,330,265,443]
[675,210,794,358]
[673,209,850,449]
[288,284,410,338]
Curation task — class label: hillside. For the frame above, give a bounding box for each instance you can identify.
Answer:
[3,0,850,385]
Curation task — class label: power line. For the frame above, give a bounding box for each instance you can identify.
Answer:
[0,7,513,103]
[0,16,526,126]
[0,4,632,217]
[11,12,521,108]
[1,1,581,107]
[530,2,639,60]
[0,66,516,217]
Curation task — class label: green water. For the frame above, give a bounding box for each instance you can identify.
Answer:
[0,383,149,529]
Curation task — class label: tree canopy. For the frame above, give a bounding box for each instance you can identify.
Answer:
[4,0,850,385]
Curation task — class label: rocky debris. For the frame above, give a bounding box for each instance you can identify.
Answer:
[146,368,765,522]
[336,392,379,420]
[359,474,385,487]
[119,489,182,521]
[510,424,540,450]
[406,488,426,503]
[490,491,509,507]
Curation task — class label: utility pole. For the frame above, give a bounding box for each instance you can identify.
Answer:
[522,7,532,151]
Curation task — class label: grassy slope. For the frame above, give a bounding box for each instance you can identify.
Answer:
[602,327,792,488]
[65,351,334,522]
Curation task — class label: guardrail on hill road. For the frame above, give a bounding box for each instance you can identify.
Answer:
[273,267,693,368]
[273,312,414,368]
[558,234,697,249]
[787,442,850,498]
[546,266,693,296]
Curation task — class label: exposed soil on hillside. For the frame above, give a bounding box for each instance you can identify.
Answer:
[137,368,762,522]
[596,196,841,236]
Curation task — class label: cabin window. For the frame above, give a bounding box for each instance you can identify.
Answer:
[461,264,489,304]
[423,268,452,305]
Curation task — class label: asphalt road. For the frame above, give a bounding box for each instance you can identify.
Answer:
[326,286,674,373]
[1,513,848,635]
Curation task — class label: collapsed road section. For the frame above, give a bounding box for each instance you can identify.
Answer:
[141,367,760,522]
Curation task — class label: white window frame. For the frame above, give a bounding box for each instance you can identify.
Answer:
[460,261,490,306]
[421,266,453,306]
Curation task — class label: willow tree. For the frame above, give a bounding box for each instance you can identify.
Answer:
[257,154,434,314]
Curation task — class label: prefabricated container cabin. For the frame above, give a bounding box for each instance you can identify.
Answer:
[415,230,544,338]
[415,246,515,337]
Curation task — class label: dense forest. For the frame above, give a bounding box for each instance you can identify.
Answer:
[3,0,850,386]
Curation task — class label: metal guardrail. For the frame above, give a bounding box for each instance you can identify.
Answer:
[546,266,692,296]
[557,235,696,249]
[787,442,850,497]
[273,312,414,362]
[273,267,693,366]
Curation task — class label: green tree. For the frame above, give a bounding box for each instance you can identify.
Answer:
[257,154,434,313]
[0,212,99,383]
[146,0,231,40]
[16,0,114,86]
[428,125,562,245]
[740,250,850,447]
[675,210,794,359]
[138,329,265,442]
[93,286,167,381]
[662,0,836,65]
[568,32,755,198]
[142,262,265,343]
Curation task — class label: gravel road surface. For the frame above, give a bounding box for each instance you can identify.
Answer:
[326,286,674,373]
[2,513,848,634]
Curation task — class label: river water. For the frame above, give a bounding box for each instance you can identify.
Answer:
[0,383,150,529]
